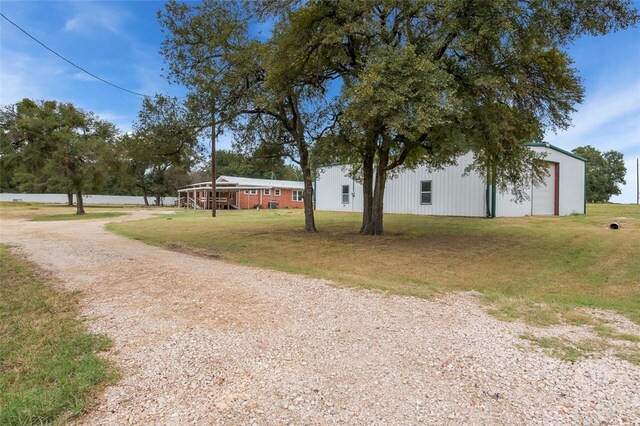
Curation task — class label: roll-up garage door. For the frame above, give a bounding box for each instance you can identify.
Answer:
[532,162,558,215]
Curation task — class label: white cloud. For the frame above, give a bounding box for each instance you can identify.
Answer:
[546,74,640,204]
[546,80,640,149]
[0,50,66,105]
[94,111,132,133]
[71,72,97,82]
[63,2,131,37]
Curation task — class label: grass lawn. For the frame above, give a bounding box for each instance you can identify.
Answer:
[0,245,116,424]
[107,203,640,324]
[0,202,173,221]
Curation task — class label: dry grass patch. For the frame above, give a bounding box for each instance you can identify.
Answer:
[31,212,127,222]
[108,204,639,325]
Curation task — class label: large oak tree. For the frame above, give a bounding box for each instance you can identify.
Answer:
[0,99,117,214]
[158,0,335,232]
[269,0,638,234]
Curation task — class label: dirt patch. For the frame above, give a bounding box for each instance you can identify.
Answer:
[163,242,221,259]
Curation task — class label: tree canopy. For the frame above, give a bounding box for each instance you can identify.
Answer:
[190,149,302,183]
[158,0,637,234]
[125,94,201,206]
[159,0,340,231]
[273,0,637,234]
[1,96,201,209]
[0,99,118,214]
[572,145,627,203]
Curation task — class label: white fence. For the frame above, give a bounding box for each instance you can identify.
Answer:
[0,193,177,206]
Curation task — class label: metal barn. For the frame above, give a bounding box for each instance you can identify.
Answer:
[315,143,586,217]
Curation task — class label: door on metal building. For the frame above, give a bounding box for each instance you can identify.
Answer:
[532,162,559,216]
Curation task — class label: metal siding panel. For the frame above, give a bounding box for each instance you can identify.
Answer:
[316,166,362,212]
[532,147,585,215]
[494,146,585,216]
[381,153,485,216]
[315,147,584,217]
[532,162,556,215]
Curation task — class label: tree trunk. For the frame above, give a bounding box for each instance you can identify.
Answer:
[361,149,389,236]
[75,189,85,215]
[67,190,73,206]
[143,192,149,207]
[370,165,387,235]
[287,94,316,232]
[298,137,317,233]
[359,150,374,234]
[155,195,161,207]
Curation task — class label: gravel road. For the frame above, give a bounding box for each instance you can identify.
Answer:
[1,211,638,425]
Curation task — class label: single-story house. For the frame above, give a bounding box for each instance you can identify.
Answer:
[177,175,305,210]
[315,143,586,217]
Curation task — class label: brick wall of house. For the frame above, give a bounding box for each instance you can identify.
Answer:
[237,188,305,209]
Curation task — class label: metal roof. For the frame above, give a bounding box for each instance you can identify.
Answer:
[524,142,587,162]
[177,186,280,192]
[182,175,304,190]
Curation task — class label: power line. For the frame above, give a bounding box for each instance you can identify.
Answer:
[1,12,156,98]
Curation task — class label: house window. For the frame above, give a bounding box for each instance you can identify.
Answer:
[292,190,303,202]
[342,185,350,204]
[420,181,432,204]
[264,189,271,195]
[274,189,281,196]
[244,189,257,195]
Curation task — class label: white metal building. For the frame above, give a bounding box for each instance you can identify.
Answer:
[315,143,586,217]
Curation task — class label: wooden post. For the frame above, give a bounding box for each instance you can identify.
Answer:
[211,103,217,218]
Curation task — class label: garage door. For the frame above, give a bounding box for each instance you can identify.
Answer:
[532,162,558,215]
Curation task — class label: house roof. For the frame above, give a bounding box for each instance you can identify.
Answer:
[218,176,303,189]
[182,176,304,190]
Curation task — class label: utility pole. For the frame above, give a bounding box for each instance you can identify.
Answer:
[211,102,217,217]
[637,158,639,205]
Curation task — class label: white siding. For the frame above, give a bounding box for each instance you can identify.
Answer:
[543,147,585,215]
[316,153,487,217]
[532,162,556,215]
[315,166,363,212]
[382,153,486,216]
[316,145,585,218]
[0,193,177,206]
[494,146,585,216]
[495,190,531,217]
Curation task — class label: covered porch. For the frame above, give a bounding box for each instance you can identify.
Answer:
[176,184,270,210]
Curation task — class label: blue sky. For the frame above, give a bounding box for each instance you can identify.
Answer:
[1,1,639,203]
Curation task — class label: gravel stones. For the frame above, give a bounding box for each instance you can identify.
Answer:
[1,211,638,425]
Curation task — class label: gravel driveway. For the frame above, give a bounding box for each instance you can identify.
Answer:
[1,211,638,425]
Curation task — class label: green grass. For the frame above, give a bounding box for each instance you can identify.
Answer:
[31,212,127,222]
[106,203,640,324]
[592,324,640,342]
[520,332,640,365]
[486,298,598,327]
[0,245,117,425]
[519,333,606,363]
